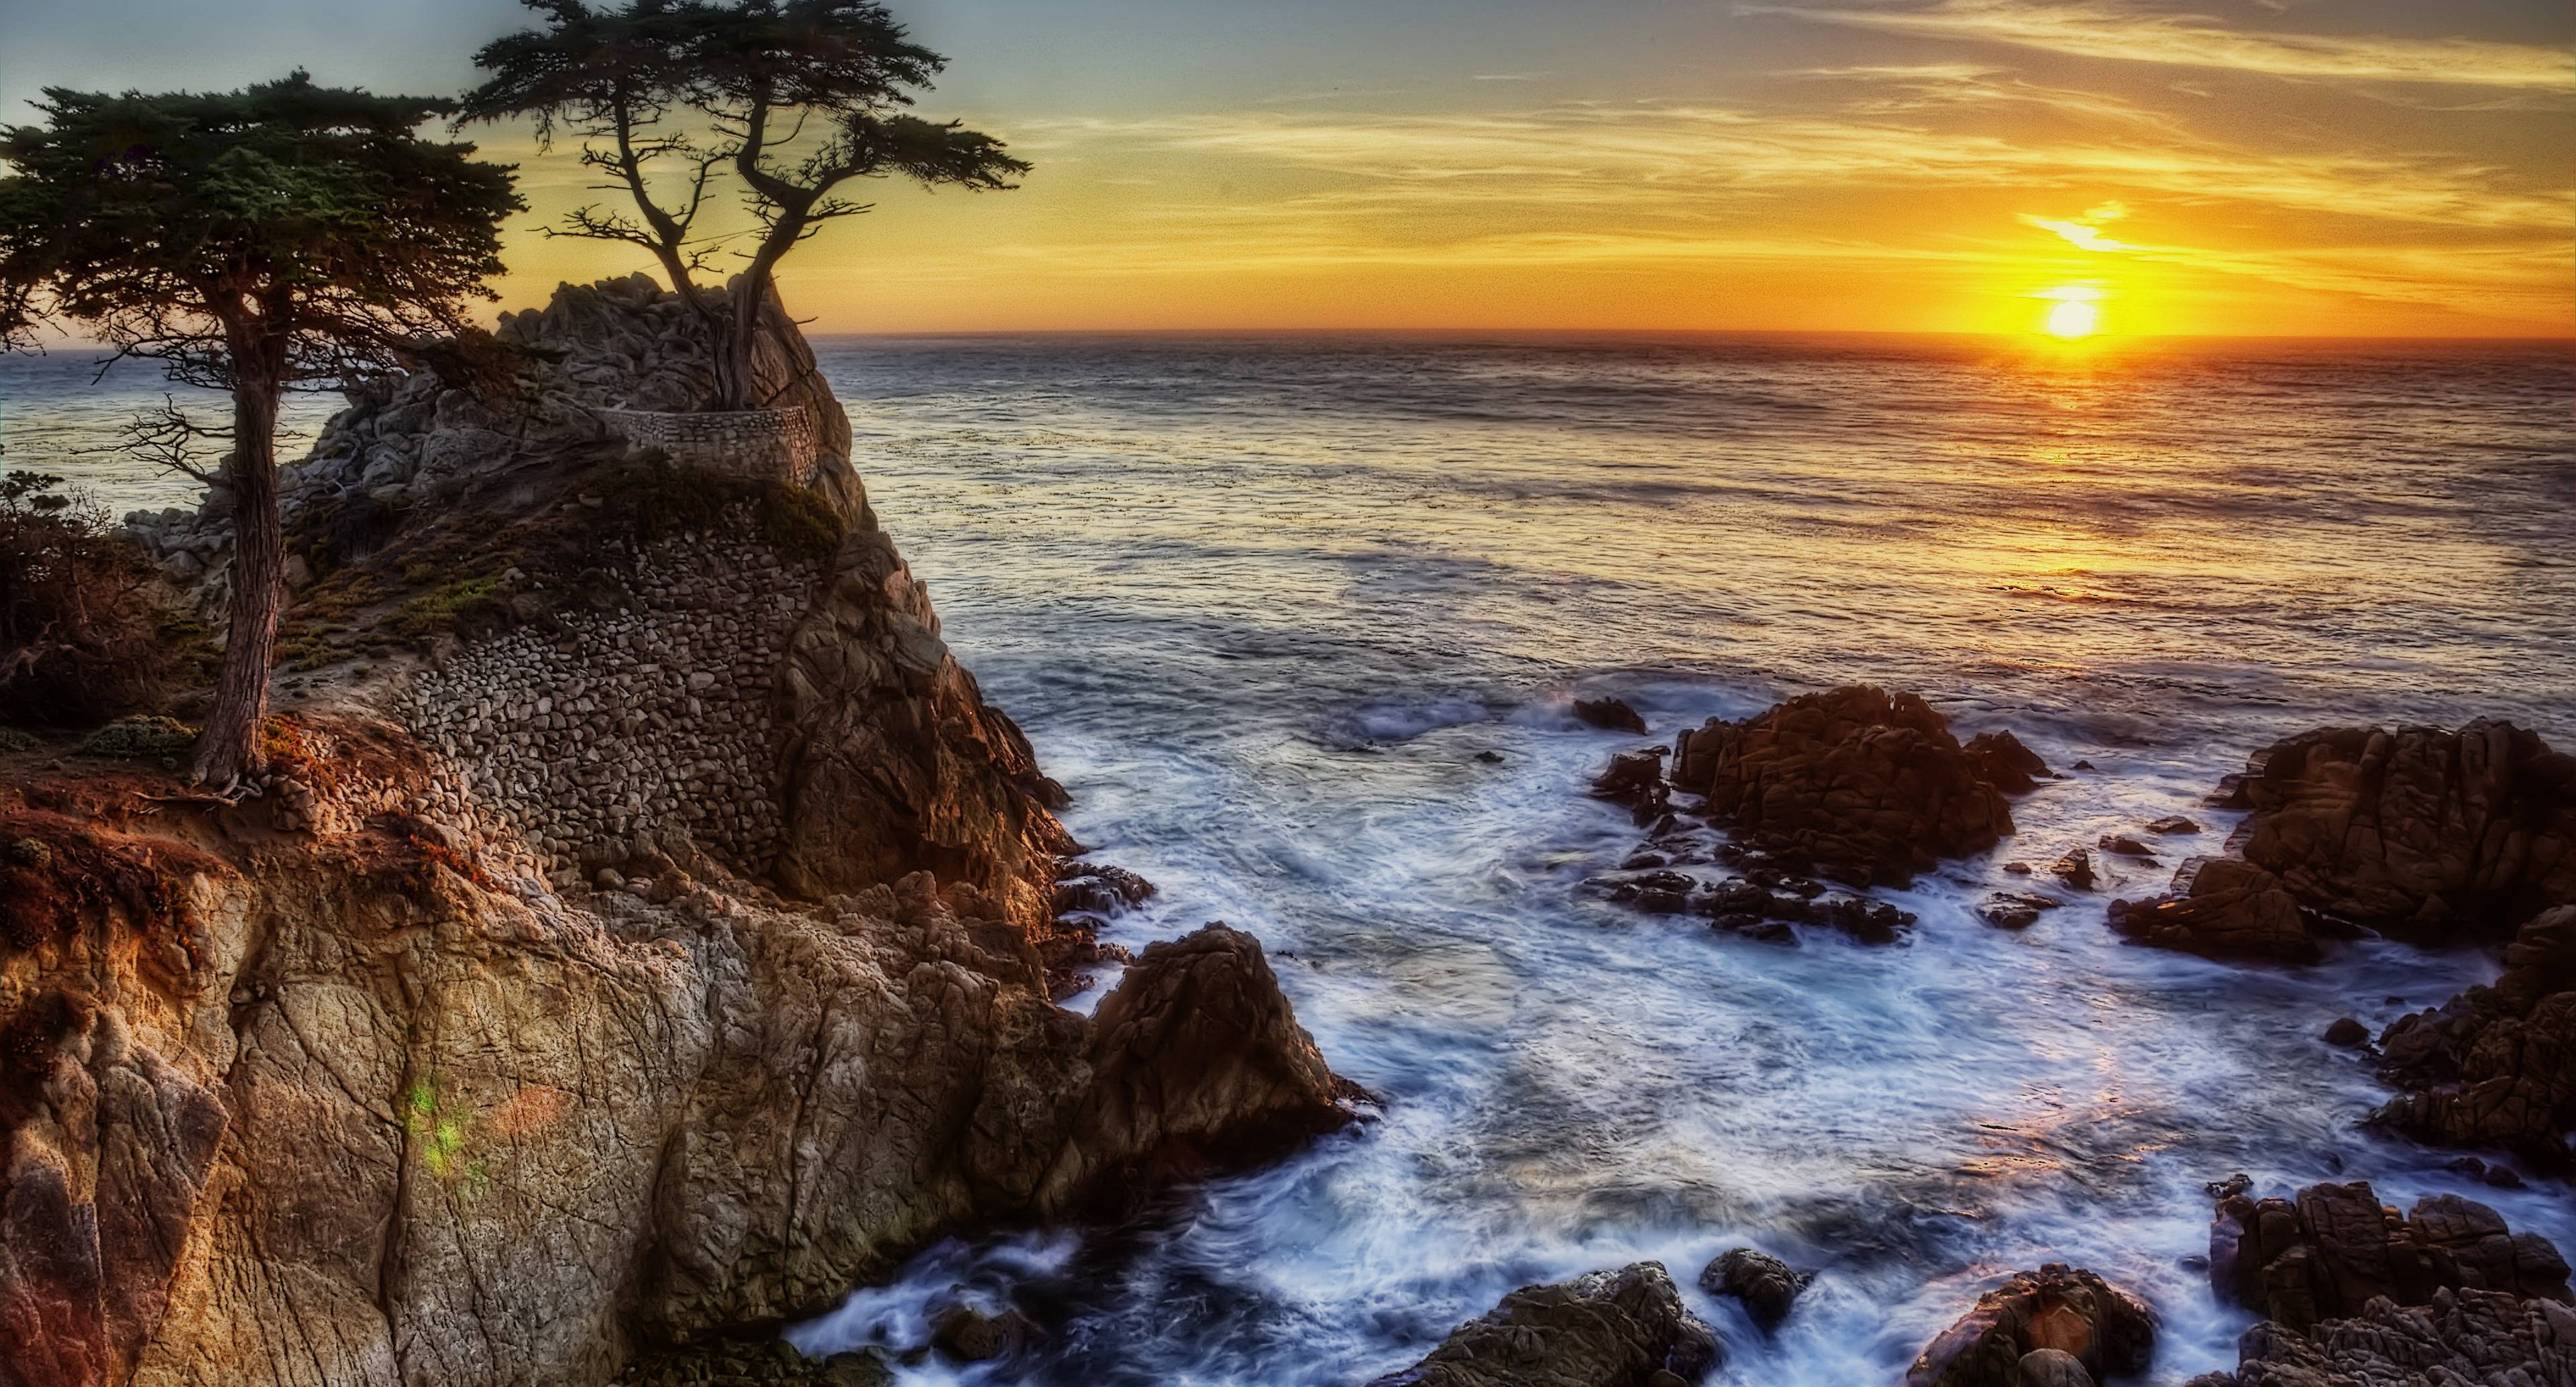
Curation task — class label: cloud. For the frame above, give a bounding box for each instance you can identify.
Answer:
[2023,201,2132,249]
[1741,0,2576,91]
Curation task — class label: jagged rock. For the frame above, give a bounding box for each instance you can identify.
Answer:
[1904,1264,2154,1387]
[1980,892,2062,930]
[2185,1286,2576,1386]
[2371,905,2576,1171]
[929,1305,1035,1362]
[1964,730,2051,795]
[2109,856,2318,963]
[2227,722,2576,944]
[1591,748,1671,822]
[2146,816,2200,836]
[1700,1248,1810,1332]
[2051,850,2096,891]
[1368,1262,1721,1386]
[1574,697,1648,734]
[2207,1180,2571,1333]
[1670,686,2015,887]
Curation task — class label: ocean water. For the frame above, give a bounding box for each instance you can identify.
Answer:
[7,333,2575,1383]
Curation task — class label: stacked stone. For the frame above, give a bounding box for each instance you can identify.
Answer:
[596,406,818,486]
[404,506,821,879]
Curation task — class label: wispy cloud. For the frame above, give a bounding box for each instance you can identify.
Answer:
[1742,0,2576,91]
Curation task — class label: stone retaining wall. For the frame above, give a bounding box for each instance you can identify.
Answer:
[596,406,820,487]
[401,505,822,878]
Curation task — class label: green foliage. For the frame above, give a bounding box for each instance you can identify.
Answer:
[394,577,507,639]
[0,472,174,726]
[78,715,200,761]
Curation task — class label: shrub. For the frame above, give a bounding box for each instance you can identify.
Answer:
[78,714,199,760]
[0,473,174,724]
[0,727,38,753]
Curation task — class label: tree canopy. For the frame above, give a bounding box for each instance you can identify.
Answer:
[466,0,1026,410]
[0,71,521,785]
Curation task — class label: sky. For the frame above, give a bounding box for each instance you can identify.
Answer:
[2,0,2571,337]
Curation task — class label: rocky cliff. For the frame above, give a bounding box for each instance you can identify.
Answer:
[5,278,1355,1387]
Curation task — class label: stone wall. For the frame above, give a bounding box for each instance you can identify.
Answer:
[596,406,820,488]
[400,504,821,879]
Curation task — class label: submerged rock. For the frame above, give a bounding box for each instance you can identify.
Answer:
[2207,1179,2571,1332]
[1979,892,2063,931]
[1670,685,2017,887]
[1699,1248,1811,1332]
[2371,905,2576,1172]
[1905,1264,2154,1387]
[1368,1262,1721,1387]
[1574,696,1649,734]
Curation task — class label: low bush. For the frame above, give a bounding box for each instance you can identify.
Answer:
[78,714,200,761]
[0,473,174,725]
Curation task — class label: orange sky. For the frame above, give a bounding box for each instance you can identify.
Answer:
[8,0,2574,337]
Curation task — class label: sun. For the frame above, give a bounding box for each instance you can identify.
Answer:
[2043,298,2100,339]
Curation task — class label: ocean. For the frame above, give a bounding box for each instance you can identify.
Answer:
[5,333,2573,1383]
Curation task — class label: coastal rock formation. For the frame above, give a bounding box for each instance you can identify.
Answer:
[2108,857,2316,963]
[2224,721,2576,944]
[1574,697,1648,734]
[1367,1262,1721,1387]
[2180,1286,2576,1387]
[1698,1248,1809,1332]
[1670,686,2018,887]
[2371,905,2576,1172]
[1904,1264,2154,1387]
[0,751,1352,1387]
[2207,1180,2571,1333]
[13,278,1357,1387]
[1964,730,2051,796]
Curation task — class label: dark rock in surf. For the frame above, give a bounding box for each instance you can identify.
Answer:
[2145,816,2200,836]
[2108,856,2318,963]
[2049,850,2096,891]
[2371,905,2576,1172]
[2183,1285,2576,1387]
[1052,859,1156,918]
[2015,1349,2094,1387]
[1699,1248,1811,1332]
[1592,748,1671,822]
[1964,730,2052,795]
[1668,685,2015,888]
[2322,1017,2368,1048]
[2206,1179,2571,1332]
[1575,697,1650,734]
[2227,720,2576,945]
[930,1304,1036,1362]
[2098,834,2157,860]
[1904,1264,2153,1387]
[1368,1261,1720,1387]
[1979,892,2061,931]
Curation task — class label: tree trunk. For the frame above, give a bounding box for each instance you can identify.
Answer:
[720,272,767,412]
[189,375,284,789]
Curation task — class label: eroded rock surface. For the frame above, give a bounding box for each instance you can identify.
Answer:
[1699,1248,1809,1333]
[1670,686,2019,887]
[2226,722,2576,944]
[2208,1180,2571,1334]
[2109,857,2317,963]
[2371,905,2576,1173]
[1904,1264,2154,1387]
[1368,1262,1720,1387]
[2184,1287,2576,1386]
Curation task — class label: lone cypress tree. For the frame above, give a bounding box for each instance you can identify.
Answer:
[467,0,1026,411]
[0,72,521,788]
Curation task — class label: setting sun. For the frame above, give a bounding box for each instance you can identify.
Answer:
[2043,299,2101,339]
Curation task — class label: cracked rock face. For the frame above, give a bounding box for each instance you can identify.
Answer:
[0,788,1351,1387]
[2373,905,2576,1173]
[2184,1287,2576,1387]
[1904,1264,2155,1387]
[2208,1180,2571,1335]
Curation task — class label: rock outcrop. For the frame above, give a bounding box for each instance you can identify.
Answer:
[17,278,1358,1387]
[2222,721,2576,944]
[2107,857,2316,963]
[2182,1286,2576,1386]
[2371,905,2576,1172]
[1670,687,2019,887]
[0,746,1351,1387]
[1367,1262,1720,1387]
[1904,1264,2154,1387]
[2207,1180,2571,1333]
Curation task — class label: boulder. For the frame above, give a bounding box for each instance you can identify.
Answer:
[2371,905,2576,1171]
[929,1305,1035,1362]
[1979,892,2062,931]
[1592,748,1671,820]
[2108,857,2318,963]
[1964,730,2052,795]
[2183,1286,2576,1386]
[1368,1262,1721,1387]
[2017,1348,2094,1387]
[2227,721,2576,943]
[2207,1180,2571,1333]
[1670,686,2015,887]
[1574,697,1649,734]
[1904,1265,2153,1387]
[1699,1248,1810,1332]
